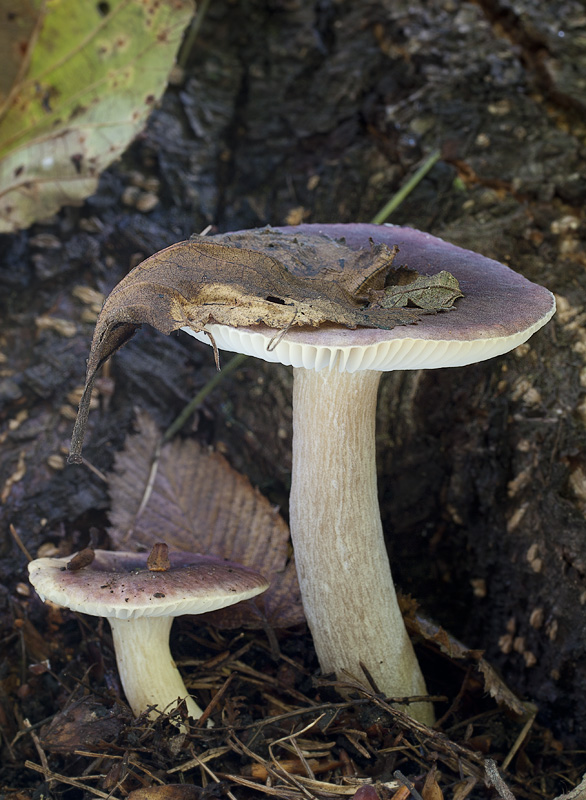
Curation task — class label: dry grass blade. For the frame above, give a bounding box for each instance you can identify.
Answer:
[501,703,538,771]
[320,674,485,779]
[166,746,231,775]
[221,771,385,798]
[25,760,123,799]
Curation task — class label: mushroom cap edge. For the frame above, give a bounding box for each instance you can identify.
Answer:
[182,223,555,373]
[28,550,269,620]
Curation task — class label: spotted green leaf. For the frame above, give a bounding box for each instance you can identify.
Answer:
[0,0,194,232]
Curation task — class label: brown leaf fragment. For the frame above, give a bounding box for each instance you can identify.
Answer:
[452,778,477,800]
[374,269,463,310]
[40,697,129,754]
[108,410,304,629]
[68,230,439,462]
[421,766,444,800]
[147,542,171,572]
[16,617,53,664]
[66,548,95,571]
[203,557,302,630]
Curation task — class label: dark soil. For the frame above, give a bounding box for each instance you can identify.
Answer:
[1,0,586,797]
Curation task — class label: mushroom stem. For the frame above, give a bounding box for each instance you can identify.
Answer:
[289,366,433,724]
[108,615,203,720]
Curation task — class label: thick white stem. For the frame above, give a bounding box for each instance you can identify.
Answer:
[108,616,203,720]
[289,367,433,724]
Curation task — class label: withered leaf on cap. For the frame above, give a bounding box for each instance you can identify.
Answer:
[68,231,461,463]
[373,267,464,311]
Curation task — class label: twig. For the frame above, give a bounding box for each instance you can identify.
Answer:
[268,715,328,784]
[228,731,309,790]
[485,759,517,800]
[9,523,33,561]
[394,770,425,800]
[23,719,51,785]
[183,747,239,800]
[192,671,236,729]
[327,678,484,779]
[25,761,122,799]
[500,702,537,772]
[433,666,473,729]
[167,746,231,774]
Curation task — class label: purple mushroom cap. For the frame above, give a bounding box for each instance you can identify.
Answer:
[182,223,555,371]
[29,550,269,620]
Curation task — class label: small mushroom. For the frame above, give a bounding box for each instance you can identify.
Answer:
[181,223,555,724]
[28,545,269,721]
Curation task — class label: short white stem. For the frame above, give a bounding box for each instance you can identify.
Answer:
[108,616,203,720]
[289,367,433,724]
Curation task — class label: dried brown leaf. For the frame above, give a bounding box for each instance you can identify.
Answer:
[68,230,434,462]
[421,767,444,800]
[108,410,304,629]
[376,269,463,310]
[40,697,129,754]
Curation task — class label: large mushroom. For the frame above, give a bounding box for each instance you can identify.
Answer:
[180,223,555,724]
[67,223,555,725]
[28,544,269,721]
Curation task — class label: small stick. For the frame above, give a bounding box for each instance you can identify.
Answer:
[485,759,516,800]
[500,703,537,772]
[25,760,122,799]
[192,672,236,729]
[9,523,33,562]
[394,770,425,800]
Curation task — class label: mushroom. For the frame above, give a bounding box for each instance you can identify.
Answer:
[28,544,269,721]
[180,223,555,724]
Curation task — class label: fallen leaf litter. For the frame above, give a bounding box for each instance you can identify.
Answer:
[68,229,462,463]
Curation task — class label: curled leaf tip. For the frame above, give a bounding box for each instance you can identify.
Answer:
[68,374,97,465]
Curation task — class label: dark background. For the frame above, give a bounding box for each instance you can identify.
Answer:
[1,0,585,746]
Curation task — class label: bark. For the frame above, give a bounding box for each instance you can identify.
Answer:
[1,0,585,740]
